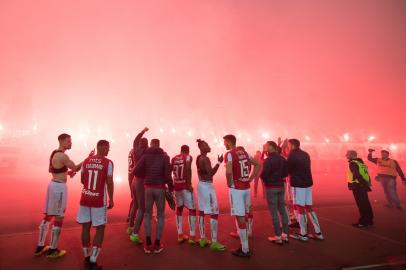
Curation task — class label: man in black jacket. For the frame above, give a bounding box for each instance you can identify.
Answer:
[287,139,323,241]
[261,141,289,244]
[133,139,174,254]
[346,150,374,228]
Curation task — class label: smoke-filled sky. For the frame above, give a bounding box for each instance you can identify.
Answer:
[1,0,406,142]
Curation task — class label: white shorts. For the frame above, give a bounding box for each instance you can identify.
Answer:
[197,181,219,215]
[175,189,196,210]
[292,187,313,206]
[229,188,251,217]
[44,181,67,217]
[76,205,107,227]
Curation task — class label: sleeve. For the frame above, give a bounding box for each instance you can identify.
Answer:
[394,160,405,179]
[260,158,271,182]
[186,155,192,162]
[133,156,145,177]
[367,153,378,164]
[225,152,232,163]
[133,130,145,151]
[107,161,114,177]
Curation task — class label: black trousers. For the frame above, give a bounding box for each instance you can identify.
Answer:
[352,187,374,225]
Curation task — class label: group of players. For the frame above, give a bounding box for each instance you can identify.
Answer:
[34,128,324,269]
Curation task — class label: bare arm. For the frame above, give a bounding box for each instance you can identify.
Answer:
[248,156,261,181]
[61,154,82,172]
[203,157,220,178]
[133,127,148,150]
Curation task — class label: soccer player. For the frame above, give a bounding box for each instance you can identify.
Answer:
[77,140,114,270]
[223,134,260,257]
[287,139,323,241]
[171,145,197,243]
[34,133,86,258]
[128,127,149,243]
[196,139,226,251]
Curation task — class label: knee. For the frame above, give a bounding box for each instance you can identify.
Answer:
[44,215,53,222]
[53,217,64,227]
[199,211,205,217]
[294,205,306,214]
[189,209,196,216]
[210,214,218,220]
[305,205,313,212]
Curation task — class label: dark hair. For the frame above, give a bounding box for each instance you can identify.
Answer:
[196,139,206,149]
[223,134,237,146]
[58,133,71,141]
[288,138,300,148]
[181,145,190,153]
[151,139,160,147]
[97,140,110,147]
[140,138,148,149]
[267,141,278,150]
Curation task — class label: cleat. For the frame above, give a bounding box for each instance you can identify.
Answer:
[281,233,289,243]
[268,236,283,245]
[199,238,211,248]
[89,261,103,270]
[46,248,66,258]
[126,227,133,235]
[144,245,153,254]
[229,231,239,239]
[34,245,49,256]
[130,234,143,245]
[210,242,226,251]
[188,236,198,245]
[154,243,164,254]
[177,234,189,243]
[290,233,309,242]
[231,248,251,258]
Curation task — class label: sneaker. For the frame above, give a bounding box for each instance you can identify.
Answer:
[311,232,324,240]
[290,233,309,242]
[130,234,143,245]
[46,248,67,258]
[352,223,370,229]
[144,245,153,254]
[199,238,211,248]
[268,236,283,245]
[188,236,198,245]
[210,242,226,251]
[34,245,49,256]
[154,243,164,254]
[288,222,300,228]
[88,261,103,270]
[126,227,133,235]
[281,233,289,243]
[231,248,251,258]
[177,234,189,243]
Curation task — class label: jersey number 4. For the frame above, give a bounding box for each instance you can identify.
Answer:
[87,170,99,190]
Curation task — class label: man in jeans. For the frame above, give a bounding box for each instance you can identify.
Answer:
[368,149,406,210]
[261,141,289,244]
[133,138,174,254]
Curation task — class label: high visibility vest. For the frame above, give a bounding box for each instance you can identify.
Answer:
[376,158,397,177]
[348,160,371,184]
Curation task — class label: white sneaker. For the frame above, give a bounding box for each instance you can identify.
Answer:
[268,236,283,245]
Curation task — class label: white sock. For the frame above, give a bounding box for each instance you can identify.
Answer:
[297,213,308,236]
[176,215,183,235]
[198,215,205,239]
[239,228,249,253]
[38,220,50,246]
[50,225,61,249]
[210,218,218,242]
[83,247,90,257]
[188,215,196,237]
[90,246,101,263]
[308,211,321,234]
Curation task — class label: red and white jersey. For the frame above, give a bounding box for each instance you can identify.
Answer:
[128,149,135,174]
[80,156,114,208]
[171,154,192,191]
[224,147,252,190]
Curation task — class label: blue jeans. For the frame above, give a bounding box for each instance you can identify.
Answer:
[378,175,400,207]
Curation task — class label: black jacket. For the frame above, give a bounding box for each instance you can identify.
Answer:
[133,147,174,190]
[260,152,288,188]
[287,148,313,188]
